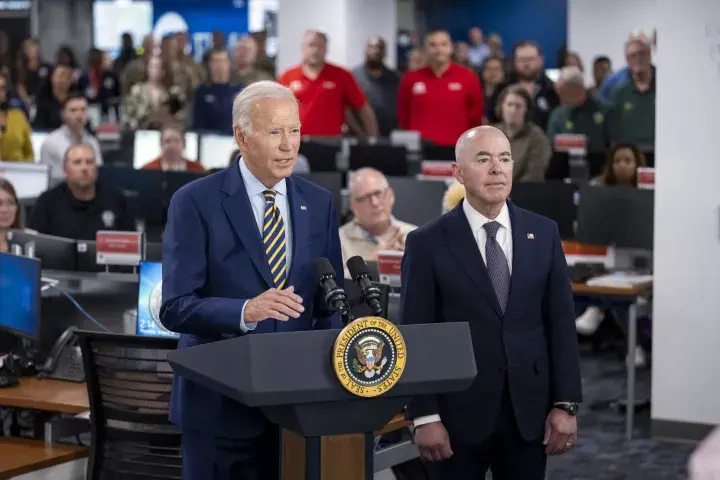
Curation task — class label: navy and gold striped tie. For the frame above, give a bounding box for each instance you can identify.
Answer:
[262,190,287,289]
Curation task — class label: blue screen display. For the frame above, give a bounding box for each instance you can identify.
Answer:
[0,253,40,339]
[137,261,178,338]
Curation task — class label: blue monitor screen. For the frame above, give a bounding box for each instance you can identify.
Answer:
[0,253,40,339]
[137,261,178,338]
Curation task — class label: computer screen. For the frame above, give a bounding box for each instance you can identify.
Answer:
[137,261,178,338]
[0,252,41,339]
[133,130,199,169]
[200,134,237,170]
[30,132,50,161]
[0,161,50,199]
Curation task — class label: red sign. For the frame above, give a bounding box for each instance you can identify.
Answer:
[553,134,587,155]
[96,231,142,266]
[637,167,655,189]
[420,161,454,178]
[377,250,403,287]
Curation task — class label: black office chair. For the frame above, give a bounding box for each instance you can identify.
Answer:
[422,144,455,161]
[77,331,181,480]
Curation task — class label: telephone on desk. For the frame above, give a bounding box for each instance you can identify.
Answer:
[37,327,85,383]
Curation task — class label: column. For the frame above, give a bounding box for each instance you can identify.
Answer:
[276,0,397,74]
[651,0,720,438]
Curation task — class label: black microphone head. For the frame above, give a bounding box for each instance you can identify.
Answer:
[313,257,336,282]
[346,255,371,280]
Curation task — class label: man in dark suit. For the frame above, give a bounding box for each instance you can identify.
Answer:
[160,81,343,480]
[401,125,582,479]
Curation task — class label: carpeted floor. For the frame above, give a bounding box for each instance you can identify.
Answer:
[545,345,696,479]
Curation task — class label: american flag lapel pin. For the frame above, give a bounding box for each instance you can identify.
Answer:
[300,205,307,210]
[527,233,534,239]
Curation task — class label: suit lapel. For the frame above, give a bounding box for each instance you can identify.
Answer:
[286,176,309,286]
[443,203,504,319]
[221,166,274,288]
[505,201,532,320]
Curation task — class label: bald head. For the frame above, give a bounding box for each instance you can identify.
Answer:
[455,126,509,163]
[349,167,389,198]
[558,66,584,86]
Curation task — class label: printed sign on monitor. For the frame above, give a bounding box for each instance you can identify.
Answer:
[137,261,179,338]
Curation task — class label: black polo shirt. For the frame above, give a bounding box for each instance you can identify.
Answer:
[29,182,136,241]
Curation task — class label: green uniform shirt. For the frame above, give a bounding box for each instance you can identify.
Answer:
[547,96,609,154]
[607,75,656,147]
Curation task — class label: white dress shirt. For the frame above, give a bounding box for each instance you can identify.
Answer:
[413,200,512,428]
[239,157,293,332]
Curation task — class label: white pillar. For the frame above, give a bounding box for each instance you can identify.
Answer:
[652,0,720,433]
[276,0,397,74]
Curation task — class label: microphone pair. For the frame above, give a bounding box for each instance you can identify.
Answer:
[313,256,384,321]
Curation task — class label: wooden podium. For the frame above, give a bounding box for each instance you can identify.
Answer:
[281,414,410,480]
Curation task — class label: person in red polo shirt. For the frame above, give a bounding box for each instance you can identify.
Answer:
[278,30,377,137]
[398,30,484,146]
[141,124,205,173]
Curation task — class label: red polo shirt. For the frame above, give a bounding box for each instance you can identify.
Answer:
[278,63,367,136]
[397,63,484,146]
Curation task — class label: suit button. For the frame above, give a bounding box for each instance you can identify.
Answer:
[498,365,506,373]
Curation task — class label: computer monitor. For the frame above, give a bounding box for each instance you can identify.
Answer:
[5,230,77,271]
[165,171,205,203]
[133,130,199,169]
[0,161,50,199]
[387,176,446,226]
[298,141,340,172]
[200,134,237,170]
[137,261,178,338]
[576,185,654,250]
[349,145,408,176]
[0,252,41,340]
[423,145,455,161]
[509,181,578,240]
[98,167,165,225]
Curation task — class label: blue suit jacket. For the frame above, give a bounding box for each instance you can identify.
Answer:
[401,200,582,445]
[160,164,343,439]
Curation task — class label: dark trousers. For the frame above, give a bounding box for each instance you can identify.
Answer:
[182,426,279,480]
[432,381,546,480]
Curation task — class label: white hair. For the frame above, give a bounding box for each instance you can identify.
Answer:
[231,81,298,133]
[558,66,585,86]
[348,167,389,198]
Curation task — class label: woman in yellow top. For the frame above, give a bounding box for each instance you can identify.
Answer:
[0,72,34,162]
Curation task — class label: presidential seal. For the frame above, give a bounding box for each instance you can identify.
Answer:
[333,316,407,398]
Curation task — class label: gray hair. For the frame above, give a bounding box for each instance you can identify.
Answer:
[557,66,585,86]
[231,81,297,133]
[348,167,389,198]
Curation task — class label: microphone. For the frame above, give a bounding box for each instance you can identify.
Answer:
[346,256,383,317]
[313,257,352,324]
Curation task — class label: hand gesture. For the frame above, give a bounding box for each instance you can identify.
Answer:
[244,286,304,323]
[543,408,578,455]
[413,421,453,462]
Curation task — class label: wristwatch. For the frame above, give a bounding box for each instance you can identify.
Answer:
[554,402,579,416]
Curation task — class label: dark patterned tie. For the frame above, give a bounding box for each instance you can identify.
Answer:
[262,190,287,289]
[483,221,511,313]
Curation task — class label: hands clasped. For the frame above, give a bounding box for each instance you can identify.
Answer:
[244,286,304,323]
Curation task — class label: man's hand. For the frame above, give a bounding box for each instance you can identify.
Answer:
[366,227,404,261]
[244,286,304,323]
[543,408,578,455]
[413,421,453,462]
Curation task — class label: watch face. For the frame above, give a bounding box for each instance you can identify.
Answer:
[148,280,171,332]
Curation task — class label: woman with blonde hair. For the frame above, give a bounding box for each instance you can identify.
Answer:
[442,180,466,213]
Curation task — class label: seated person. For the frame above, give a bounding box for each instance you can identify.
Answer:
[0,72,33,162]
[493,84,551,182]
[442,180,466,213]
[339,167,416,277]
[39,92,104,185]
[77,48,121,122]
[591,142,646,187]
[141,124,205,173]
[29,144,135,240]
[33,64,75,131]
[0,178,22,252]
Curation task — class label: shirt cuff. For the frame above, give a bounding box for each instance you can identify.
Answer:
[239,300,257,333]
[412,414,441,428]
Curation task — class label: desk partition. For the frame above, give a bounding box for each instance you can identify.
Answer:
[0,162,50,199]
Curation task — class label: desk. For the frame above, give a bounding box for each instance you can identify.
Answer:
[0,438,87,479]
[0,377,88,414]
[571,281,653,441]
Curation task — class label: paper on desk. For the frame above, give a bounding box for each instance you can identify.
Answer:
[586,272,653,289]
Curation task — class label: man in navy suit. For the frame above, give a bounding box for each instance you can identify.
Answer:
[160,81,343,480]
[401,126,582,479]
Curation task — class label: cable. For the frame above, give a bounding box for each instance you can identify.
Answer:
[43,281,113,333]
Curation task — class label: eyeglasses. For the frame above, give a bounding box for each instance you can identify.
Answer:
[0,199,18,208]
[353,188,388,204]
